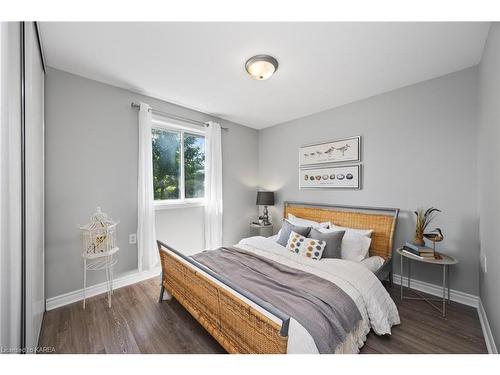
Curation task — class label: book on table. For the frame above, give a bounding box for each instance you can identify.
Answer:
[403,242,441,259]
[405,242,434,252]
[419,249,434,255]
[402,244,419,255]
[402,249,425,259]
[402,248,442,260]
[421,252,443,260]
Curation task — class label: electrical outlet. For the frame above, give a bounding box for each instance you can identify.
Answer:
[129,233,137,245]
[480,252,487,273]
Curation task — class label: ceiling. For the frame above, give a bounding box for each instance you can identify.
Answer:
[40,22,490,129]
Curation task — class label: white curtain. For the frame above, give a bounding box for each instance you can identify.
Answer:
[204,121,223,249]
[137,102,158,271]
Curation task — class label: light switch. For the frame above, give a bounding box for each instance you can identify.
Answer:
[129,233,137,245]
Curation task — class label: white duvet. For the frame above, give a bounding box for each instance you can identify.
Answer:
[234,236,400,354]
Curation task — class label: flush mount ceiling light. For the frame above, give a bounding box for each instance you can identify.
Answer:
[245,55,279,81]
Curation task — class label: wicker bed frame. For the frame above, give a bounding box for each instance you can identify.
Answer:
[158,201,399,354]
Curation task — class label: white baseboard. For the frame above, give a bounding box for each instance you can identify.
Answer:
[478,299,498,354]
[46,267,161,311]
[392,273,479,308]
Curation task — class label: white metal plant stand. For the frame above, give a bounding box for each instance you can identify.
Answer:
[78,207,119,309]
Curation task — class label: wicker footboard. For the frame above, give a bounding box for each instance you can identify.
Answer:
[157,241,289,354]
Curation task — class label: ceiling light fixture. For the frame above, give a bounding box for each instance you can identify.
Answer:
[245,55,279,81]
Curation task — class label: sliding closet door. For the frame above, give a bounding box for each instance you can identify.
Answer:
[0,21,22,352]
[0,21,44,353]
[24,22,45,350]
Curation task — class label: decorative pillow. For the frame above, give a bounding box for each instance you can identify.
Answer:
[317,228,372,262]
[307,227,345,259]
[329,224,373,238]
[276,219,311,247]
[286,231,326,260]
[288,214,330,229]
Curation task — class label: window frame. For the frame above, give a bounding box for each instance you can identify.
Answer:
[151,117,206,210]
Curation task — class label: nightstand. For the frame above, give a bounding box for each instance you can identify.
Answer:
[397,247,458,317]
[249,223,274,237]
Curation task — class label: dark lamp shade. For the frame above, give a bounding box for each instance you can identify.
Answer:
[256,191,274,206]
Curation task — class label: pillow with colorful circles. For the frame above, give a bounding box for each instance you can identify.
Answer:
[286,230,326,260]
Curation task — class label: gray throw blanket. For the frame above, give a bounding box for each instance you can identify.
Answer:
[191,247,362,353]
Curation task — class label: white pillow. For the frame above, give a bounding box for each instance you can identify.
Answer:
[317,227,372,262]
[329,223,374,238]
[287,214,330,229]
[360,256,385,273]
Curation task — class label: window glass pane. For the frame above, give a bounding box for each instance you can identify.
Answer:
[152,128,180,200]
[184,133,205,199]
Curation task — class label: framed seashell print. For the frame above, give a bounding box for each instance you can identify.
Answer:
[299,164,361,189]
[299,136,361,167]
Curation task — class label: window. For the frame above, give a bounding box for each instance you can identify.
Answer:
[183,133,205,199]
[152,121,205,208]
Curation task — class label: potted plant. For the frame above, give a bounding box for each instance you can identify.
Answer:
[414,207,441,246]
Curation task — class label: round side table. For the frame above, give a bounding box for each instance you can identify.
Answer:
[249,223,274,237]
[396,247,458,317]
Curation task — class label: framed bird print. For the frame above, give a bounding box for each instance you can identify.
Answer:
[299,164,361,189]
[299,136,361,167]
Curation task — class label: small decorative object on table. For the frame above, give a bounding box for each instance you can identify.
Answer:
[256,191,274,225]
[424,228,444,257]
[78,207,119,309]
[413,207,441,246]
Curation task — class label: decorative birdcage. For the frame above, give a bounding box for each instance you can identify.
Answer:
[78,207,120,309]
[79,206,119,257]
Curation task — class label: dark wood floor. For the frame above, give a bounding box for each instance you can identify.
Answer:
[38,277,487,354]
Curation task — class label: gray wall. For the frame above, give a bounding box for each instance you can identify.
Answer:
[45,68,258,299]
[478,23,500,347]
[45,64,483,301]
[258,67,479,295]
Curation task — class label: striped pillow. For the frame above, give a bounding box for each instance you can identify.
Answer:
[286,231,326,260]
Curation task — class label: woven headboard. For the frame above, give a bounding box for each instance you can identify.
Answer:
[283,202,399,260]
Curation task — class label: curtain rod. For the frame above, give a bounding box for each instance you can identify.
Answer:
[130,102,228,130]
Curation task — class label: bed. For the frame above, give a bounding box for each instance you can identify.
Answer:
[157,201,400,354]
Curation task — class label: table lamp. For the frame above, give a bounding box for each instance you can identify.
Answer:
[256,191,274,226]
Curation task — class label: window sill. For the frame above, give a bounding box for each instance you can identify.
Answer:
[154,200,205,210]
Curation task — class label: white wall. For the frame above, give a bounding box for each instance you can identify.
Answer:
[155,207,205,255]
[45,68,259,299]
[258,67,479,295]
[478,22,500,348]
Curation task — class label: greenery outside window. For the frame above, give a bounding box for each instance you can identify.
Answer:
[152,120,205,209]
